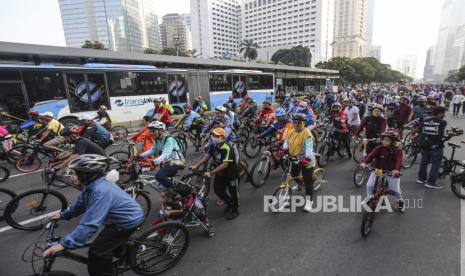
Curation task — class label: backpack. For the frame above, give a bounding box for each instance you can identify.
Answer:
[164,135,187,157]
[225,141,240,165]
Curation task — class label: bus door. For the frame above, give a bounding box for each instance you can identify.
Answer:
[232,75,247,99]
[0,82,29,123]
[65,73,110,114]
[167,74,188,114]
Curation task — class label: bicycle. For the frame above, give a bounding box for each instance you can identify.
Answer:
[243,134,272,159]
[0,188,16,220]
[250,144,287,187]
[25,219,190,276]
[361,168,403,238]
[352,137,380,164]
[15,142,74,173]
[317,128,350,167]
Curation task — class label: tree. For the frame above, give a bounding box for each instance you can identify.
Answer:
[159,48,178,56]
[144,48,158,54]
[81,40,107,50]
[239,39,260,62]
[446,65,465,82]
[271,45,312,67]
[185,49,199,58]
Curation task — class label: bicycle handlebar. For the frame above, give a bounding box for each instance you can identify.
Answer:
[365,166,403,177]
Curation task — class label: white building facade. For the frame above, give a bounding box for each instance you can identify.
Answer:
[58,0,161,52]
[395,55,417,80]
[160,13,193,53]
[240,0,334,65]
[190,0,241,59]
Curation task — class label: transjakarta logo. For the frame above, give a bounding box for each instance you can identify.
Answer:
[114,97,158,107]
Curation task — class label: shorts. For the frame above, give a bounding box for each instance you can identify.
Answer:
[43,137,64,147]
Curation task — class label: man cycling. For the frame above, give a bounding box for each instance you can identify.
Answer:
[203,106,237,143]
[190,127,240,220]
[253,100,275,127]
[44,154,144,276]
[175,104,204,151]
[36,112,65,153]
[282,113,316,212]
[287,98,300,116]
[360,129,405,212]
[139,121,185,191]
[330,103,352,158]
[130,116,155,157]
[343,98,361,134]
[192,96,208,115]
[79,114,113,149]
[354,104,387,154]
[145,99,173,126]
[240,99,259,120]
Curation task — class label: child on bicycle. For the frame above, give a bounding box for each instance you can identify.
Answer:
[360,129,405,212]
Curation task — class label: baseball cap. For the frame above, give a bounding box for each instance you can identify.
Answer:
[79,114,94,121]
[41,112,54,118]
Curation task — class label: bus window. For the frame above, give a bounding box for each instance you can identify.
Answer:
[232,75,247,98]
[259,75,274,90]
[0,83,28,120]
[136,72,167,95]
[107,72,167,96]
[23,72,67,109]
[66,73,109,113]
[247,75,260,90]
[209,74,232,92]
[167,74,187,104]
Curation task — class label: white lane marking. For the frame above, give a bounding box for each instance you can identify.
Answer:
[0,210,57,233]
[461,199,464,275]
[9,169,43,178]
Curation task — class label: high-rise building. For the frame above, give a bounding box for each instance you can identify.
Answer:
[241,0,334,65]
[160,13,192,53]
[58,0,161,52]
[432,0,465,81]
[423,46,436,82]
[182,14,192,31]
[364,0,375,56]
[190,0,241,59]
[395,55,417,79]
[332,0,368,58]
[366,45,381,61]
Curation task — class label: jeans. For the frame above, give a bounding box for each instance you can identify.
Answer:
[418,148,443,185]
[291,164,315,200]
[156,163,181,189]
[88,225,138,276]
[453,103,461,116]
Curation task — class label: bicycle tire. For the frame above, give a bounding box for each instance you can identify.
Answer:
[111,126,129,146]
[135,192,152,218]
[6,142,27,164]
[313,168,325,192]
[130,221,190,275]
[315,128,327,144]
[15,155,42,173]
[250,157,271,188]
[0,188,16,221]
[361,201,376,238]
[244,137,263,159]
[352,141,365,164]
[4,189,68,231]
[402,132,413,147]
[272,186,292,213]
[317,142,330,167]
[450,175,465,199]
[0,165,10,183]
[402,144,417,169]
[353,166,368,188]
[337,141,348,158]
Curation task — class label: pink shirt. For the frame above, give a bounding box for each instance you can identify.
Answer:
[0,125,9,136]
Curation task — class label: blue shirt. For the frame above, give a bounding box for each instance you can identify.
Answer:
[182,110,201,128]
[296,108,315,126]
[140,135,185,165]
[260,118,292,138]
[60,178,144,249]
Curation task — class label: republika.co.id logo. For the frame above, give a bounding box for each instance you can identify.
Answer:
[114,97,158,107]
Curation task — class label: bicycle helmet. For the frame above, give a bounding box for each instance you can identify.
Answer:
[381,129,400,142]
[148,121,166,131]
[292,113,307,122]
[331,102,342,111]
[418,96,427,102]
[215,106,227,113]
[68,154,109,173]
[60,127,80,137]
[371,103,383,111]
[275,108,287,117]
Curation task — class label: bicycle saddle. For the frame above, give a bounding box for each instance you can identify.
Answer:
[448,142,461,148]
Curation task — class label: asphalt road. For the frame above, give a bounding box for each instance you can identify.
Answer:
[0,113,464,276]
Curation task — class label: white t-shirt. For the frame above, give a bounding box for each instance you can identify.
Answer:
[344,106,361,126]
[452,94,464,104]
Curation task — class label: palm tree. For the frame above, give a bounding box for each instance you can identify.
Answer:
[239,39,260,62]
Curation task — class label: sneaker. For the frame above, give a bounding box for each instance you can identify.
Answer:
[416,179,425,184]
[397,200,406,213]
[216,200,225,206]
[226,210,239,220]
[424,183,444,189]
[303,200,313,212]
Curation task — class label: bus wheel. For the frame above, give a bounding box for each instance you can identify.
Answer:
[59,117,80,129]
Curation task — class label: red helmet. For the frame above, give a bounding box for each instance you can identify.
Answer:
[381,129,400,142]
[427,95,434,100]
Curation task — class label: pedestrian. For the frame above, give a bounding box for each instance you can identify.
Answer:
[417,106,455,189]
[451,92,464,116]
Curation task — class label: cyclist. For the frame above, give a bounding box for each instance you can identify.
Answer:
[257,107,293,142]
[253,100,275,127]
[55,127,107,170]
[240,99,259,120]
[225,95,237,111]
[287,98,300,116]
[360,129,405,212]
[203,106,237,143]
[131,116,155,155]
[396,96,412,136]
[384,95,399,128]
[175,104,204,151]
[190,127,240,220]
[343,98,361,134]
[282,113,316,212]
[79,114,113,149]
[192,96,208,115]
[330,103,352,158]
[145,99,173,126]
[223,103,241,131]
[354,104,387,154]
[139,121,185,191]
[37,112,65,153]
[295,101,315,128]
[161,98,174,115]
[95,105,113,131]
[409,96,427,121]
[44,154,144,276]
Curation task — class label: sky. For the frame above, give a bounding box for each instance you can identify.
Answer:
[0,0,443,79]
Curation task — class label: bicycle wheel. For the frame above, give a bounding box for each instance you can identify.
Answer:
[450,174,465,199]
[0,165,10,183]
[361,201,376,238]
[250,157,271,188]
[317,142,330,167]
[130,221,190,275]
[272,186,291,212]
[15,155,42,173]
[111,126,129,146]
[402,132,412,147]
[352,141,365,164]
[0,188,16,221]
[181,173,210,197]
[313,168,325,192]
[135,192,152,218]
[314,128,327,144]
[353,166,368,188]
[337,141,348,158]
[4,189,68,231]
[6,142,27,164]
[244,137,262,159]
[402,144,417,169]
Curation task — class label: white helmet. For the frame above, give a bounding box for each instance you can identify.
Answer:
[148,121,166,131]
[215,106,227,113]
